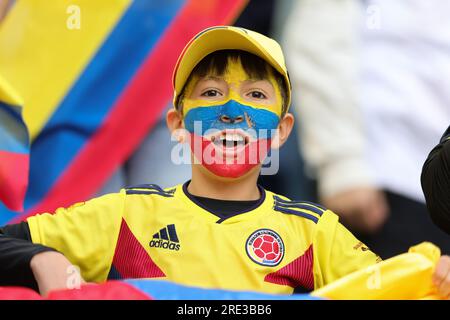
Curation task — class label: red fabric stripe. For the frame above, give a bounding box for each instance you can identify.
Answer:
[0,287,42,300]
[16,0,247,221]
[47,281,152,300]
[112,219,165,279]
[264,245,314,290]
[0,151,28,211]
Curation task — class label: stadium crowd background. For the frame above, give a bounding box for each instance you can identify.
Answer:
[1,0,449,261]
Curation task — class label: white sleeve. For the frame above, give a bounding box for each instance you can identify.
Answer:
[282,0,375,198]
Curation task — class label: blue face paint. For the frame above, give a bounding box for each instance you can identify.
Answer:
[183,100,280,139]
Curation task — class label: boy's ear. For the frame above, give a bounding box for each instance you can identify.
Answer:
[271,113,294,149]
[166,108,188,143]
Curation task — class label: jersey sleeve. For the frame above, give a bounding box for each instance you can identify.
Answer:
[312,210,381,288]
[26,191,126,282]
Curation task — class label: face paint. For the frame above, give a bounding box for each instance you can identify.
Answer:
[182,58,283,116]
[182,57,283,178]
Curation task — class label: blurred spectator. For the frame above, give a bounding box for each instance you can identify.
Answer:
[422,125,450,234]
[283,0,450,258]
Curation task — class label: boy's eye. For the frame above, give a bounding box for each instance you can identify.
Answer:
[248,91,267,99]
[201,89,222,97]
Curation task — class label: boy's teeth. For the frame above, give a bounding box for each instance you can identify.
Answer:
[218,133,244,142]
[213,132,246,146]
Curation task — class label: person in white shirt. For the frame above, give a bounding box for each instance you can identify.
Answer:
[283,0,450,258]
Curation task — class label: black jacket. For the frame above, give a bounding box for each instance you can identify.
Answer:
[421,125,450,234]
[0,222,55,290]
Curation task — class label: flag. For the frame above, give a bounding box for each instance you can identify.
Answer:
[0,0,247,224]
[0,76,28,212]
[0,279,316,300]
[311,242,443,300]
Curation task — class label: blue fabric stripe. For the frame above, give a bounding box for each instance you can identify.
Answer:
[299,201,326,210]
[275,202,324,216]
[0,102,28,154]
[125,279,319,300]
[126,183,166,191]
[274,196,325,214]
[21,0,186,211]
[273,205,319,224]
[125,190,174,197]
[126,184,175,194]
[0,206,17,225]
[274,195,324,207]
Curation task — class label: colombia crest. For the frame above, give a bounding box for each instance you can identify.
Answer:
[246,229,284,266]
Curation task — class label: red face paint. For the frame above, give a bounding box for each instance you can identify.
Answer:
[189,132,271,178]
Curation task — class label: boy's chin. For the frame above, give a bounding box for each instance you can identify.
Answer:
[203,162,260,179]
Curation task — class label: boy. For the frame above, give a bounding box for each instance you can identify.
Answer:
[1,26,449,298]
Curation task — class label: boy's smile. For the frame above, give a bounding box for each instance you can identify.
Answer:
[181,58,283,178]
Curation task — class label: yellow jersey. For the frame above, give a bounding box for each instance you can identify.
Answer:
[27,182,380,294]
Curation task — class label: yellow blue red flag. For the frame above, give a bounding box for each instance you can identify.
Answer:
[0,76,29,212]
[0,0,247,224]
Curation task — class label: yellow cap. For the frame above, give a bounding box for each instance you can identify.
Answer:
[172,26,291,110]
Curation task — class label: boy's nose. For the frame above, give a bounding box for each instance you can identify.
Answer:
[219,114,244,124]
[219,100,245,124]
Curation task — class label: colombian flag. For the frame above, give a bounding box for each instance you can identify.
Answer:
[0,242,444,299]
[0,0,247,224]
[0,76,29,212]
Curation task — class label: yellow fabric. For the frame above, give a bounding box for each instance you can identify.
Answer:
[0,0,131,140]
[173,26,292,109]
[27,184,379,294]
[0,76,23,106]
[312,242,442,300]
[27,192,125,282]
[312,211,382,288]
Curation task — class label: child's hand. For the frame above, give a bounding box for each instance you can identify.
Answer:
[432,256,450,299]
[322,187,389,234]
[30,251,85,297]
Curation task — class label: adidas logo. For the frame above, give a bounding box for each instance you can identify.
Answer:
[149,224,180,251]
